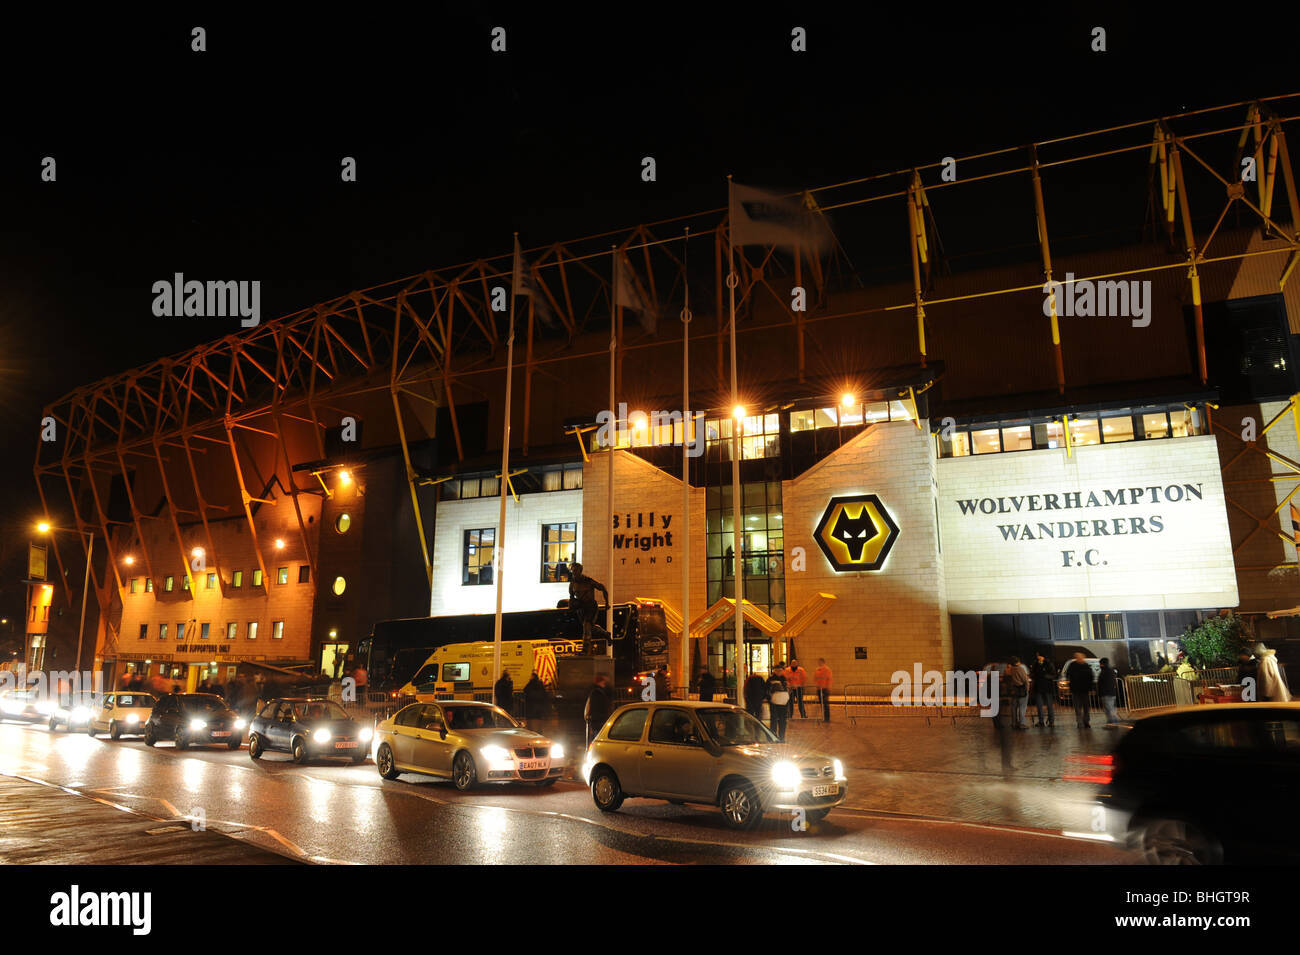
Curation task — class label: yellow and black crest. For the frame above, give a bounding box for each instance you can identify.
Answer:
[813,494,899,572]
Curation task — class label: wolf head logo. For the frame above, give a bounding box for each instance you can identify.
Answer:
[813,493,899,572]
[831,506,877,561]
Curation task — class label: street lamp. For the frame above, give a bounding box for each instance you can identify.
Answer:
[35,520,94,675]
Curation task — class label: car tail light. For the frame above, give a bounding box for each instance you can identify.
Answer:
[1062,753,1114,784]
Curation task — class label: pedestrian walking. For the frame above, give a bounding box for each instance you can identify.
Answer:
[493,671,514,715]
[1066,652,1095,728]
[1029,651,1057,727]
[767,669,790,741]
[1098,657,1120,725]
[584,674,612,745]
[743,672,767,719]
[654,664,672,700]
[1005,655,1029,729]
[523,672,549,720]
[787,659,808,718]
[814,658,833,723]
[1254,643,1292,702]
[698,669,716,702]
[352,663,368,703]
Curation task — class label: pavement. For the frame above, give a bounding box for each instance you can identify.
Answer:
[0,772,301,865]
[773,707,1122,831]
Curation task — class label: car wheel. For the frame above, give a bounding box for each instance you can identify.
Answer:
[227,737,241,750]
[175,728,189,750]
[144,725,156,747]
[719,781,763,830]
[591,769,624,812]
[534,778,557,787]
[376,743,400,779]
[350,754,367,765]
[291,737,308,764]
[1138,816,1222,865]
[806,808,831,823]
[452,752,478,791]
[248,733,263,759]
[91,722,102,738]
[49,717,59,732]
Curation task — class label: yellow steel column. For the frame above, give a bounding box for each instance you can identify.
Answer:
[1170,139,1207,385]
[1031,145,1065,395]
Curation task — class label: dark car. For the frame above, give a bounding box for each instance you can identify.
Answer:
[248,697,372,764]
[143,693,246,750]
[1101,703,1300,864]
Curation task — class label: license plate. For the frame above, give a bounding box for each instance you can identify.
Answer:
[334,741,358,749]
[518,758,548,771]
[812,784,838,797]
[212,731,231,738]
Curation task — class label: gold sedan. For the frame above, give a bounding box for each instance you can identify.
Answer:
[374,700,566,790]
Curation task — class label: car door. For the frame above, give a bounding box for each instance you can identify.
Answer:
[602,706,651,793]
[265,702,294,751]
[95,694,114,731]
[409,704,451,774]
[640,707,717,800]
[388,703,425,765]
[154,696,177,735]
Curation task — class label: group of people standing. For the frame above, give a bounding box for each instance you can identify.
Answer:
[991,650,1121,730]
[742,658,831,740]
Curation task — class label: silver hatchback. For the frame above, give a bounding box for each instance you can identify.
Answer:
[583,701,847,829]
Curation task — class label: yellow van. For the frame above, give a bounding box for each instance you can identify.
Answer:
[399,640,557,702]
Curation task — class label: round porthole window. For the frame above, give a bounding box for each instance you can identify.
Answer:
[333,576,347,596]
[336,513,351,533]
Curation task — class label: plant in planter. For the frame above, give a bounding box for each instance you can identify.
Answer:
[1177,614,1254,669]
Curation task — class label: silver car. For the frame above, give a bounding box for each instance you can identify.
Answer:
[583,701,848,829]
[374,700,567,790]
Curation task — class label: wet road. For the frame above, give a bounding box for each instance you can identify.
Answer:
[0,720,1135,865]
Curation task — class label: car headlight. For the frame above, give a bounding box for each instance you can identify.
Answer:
[71,707,91,721]
[1,701,21,715]
[833,758,846,782]
[36,701,57,715]
[359,727,373,742]
[771,760,801,790]
[581,757,594,784]
[481,745,511,762]
[550,743,565,760]
[233,718,247,731]
[313,728,332,744]
[125,713,140,724]
[189,719,207,731]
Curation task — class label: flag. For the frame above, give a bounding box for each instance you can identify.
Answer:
[512,236,557,327]
[614,250,655,334]
[730,181,834,253]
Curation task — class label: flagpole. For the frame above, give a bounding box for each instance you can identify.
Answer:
[727,177,747,703]
[606,246,617,655]
[493,234,519,682]
[680,227,692,699]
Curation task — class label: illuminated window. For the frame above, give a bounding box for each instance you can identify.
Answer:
[200,623,210,640]
[206,572,216,590]
[333,576,346,595]
[1032,420,1066,449]
[277,567,288,585]
[972,428,1001,454]
[129,578,139,594]
[336,513,351,533]
[272,620,284,640]
[160,623,168,640]
[541,523,577,583]
[226,622,237,640]
[1070,418,1101,446]
[248,622,258,640]
[298,565,310,584]
[252,569,263,587]
[165,575,174,592]
[463,528,495,585]
[145,578,153,593]
[1001,425,1032,452]
[1102,415,1135,443]
[232,570,242,588]
[1142,413,1170,439]
[563,464,583,490]
[176,623,186,641]
[182,576,189,591]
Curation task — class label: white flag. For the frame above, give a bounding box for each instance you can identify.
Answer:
[512,236,556,326]
[730,182,833,252]
[614,251,654,332]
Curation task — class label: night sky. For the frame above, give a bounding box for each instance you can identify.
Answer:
[0,8,1293,615]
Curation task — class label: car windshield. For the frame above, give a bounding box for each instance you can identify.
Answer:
[444,705,518,730]
[115,694,155,707]
[699,708,778,745]
[180,696,228,713]
[293,701,349,721]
